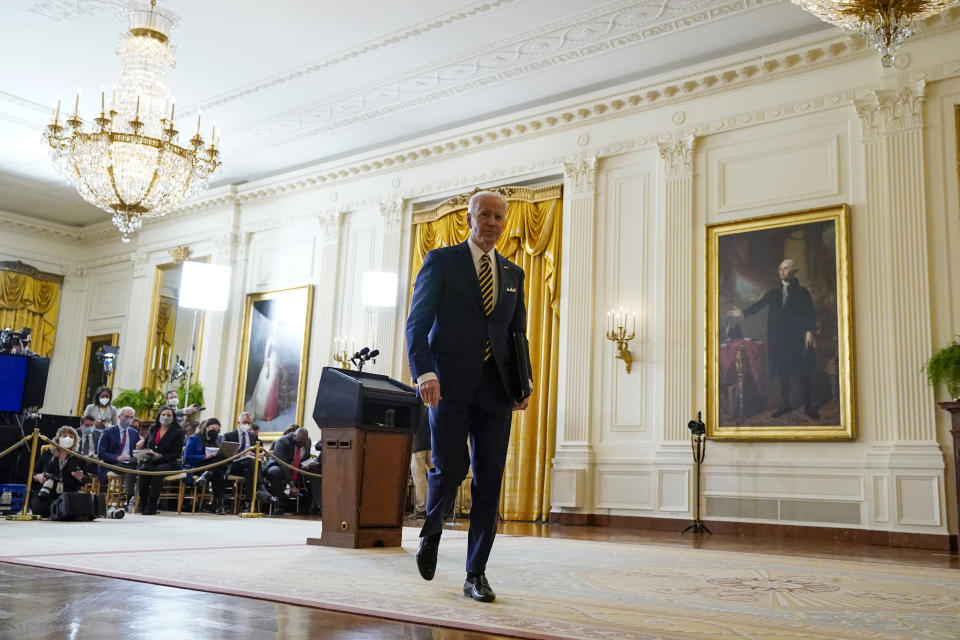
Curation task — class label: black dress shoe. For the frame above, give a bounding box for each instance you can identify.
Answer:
[416,535,440,581]
[463,574,495,602]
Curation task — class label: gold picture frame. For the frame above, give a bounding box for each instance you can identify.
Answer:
[706,204,855,440]
[76,333,119,414]
[234,285,314,440]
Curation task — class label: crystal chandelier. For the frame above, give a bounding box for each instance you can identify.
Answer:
[43,1,220,242]
[791,0,960,67]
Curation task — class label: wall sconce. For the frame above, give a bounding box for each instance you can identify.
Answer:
[605,308,636,374]
[332,336,356,370]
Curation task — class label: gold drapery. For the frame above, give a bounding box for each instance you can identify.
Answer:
[410,185,562,521]
[0,262,62,357]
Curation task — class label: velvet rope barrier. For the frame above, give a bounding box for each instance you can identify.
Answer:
[36,434,253,476]
[264,449,323,479]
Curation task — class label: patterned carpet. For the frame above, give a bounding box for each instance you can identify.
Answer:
[0,515,958,639]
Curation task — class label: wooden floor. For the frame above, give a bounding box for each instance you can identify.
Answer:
[1,517,957,640]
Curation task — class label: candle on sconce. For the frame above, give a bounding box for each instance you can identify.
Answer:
[151,347,156,370]
[53,97,61,123]
[195,109,202,135]
[631,312,636,334]
[73,89,80,115]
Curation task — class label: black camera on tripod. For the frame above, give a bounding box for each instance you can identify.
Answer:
[687,412,706,436]
[0,327,31,355]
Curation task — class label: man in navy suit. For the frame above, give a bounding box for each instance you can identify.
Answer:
[406,190,532,603]
[96,406,140,499]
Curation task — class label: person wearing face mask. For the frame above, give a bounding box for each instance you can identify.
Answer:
[134,407,185,515]
[222,412,259,511]
[76,414,102,479]
[96,406,140,500]
[30,426,87,518]
[83,385,119,429]
[165,389,201,420]
[183,418,227,514]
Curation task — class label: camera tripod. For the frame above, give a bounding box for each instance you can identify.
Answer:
[682,422,711,536]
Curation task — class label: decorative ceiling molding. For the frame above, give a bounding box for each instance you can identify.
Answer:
[188,0,519,114]
[15,17,960,245]
[227,0,779,152]
[29,0,124,21]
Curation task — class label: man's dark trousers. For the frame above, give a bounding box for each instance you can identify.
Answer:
[419,359,512,574]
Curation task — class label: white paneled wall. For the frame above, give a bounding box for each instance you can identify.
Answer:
[4,25,960,539]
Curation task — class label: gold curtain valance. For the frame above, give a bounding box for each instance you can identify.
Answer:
[0,262,63,357]
[412,183,563,225]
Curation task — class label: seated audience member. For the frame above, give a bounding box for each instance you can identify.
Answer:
[135,407,185,515]
[77,414,102,478]
[31,426,87,518]
[96,406,140,499]
[164,389,200,422]
[264,427,310,514]
[280,424,297,436]
[83,385,118,429]
[134,417,147,439]
[183,418,227,514]
[222,412,259,511]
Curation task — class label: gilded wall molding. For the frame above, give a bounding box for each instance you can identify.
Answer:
[411,183,562,224]
[657,134,696,178]
[853,81,927,141]
[0,260,65,284]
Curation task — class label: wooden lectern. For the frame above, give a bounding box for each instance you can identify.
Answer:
[307,367,420,548]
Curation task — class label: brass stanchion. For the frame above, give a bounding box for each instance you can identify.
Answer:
[239,440,264,518]
[7,428,42,521]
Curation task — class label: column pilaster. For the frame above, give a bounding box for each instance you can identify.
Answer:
[657,135,696,444]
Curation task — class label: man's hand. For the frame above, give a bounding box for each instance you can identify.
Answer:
[185,404,200,416]
[513,396,530,411]
[419,379,442,408]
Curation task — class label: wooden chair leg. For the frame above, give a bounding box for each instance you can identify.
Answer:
[177,481,185,514]
[191,486,198,513]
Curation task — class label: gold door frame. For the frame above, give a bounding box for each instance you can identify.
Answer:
[141,258,208,391]
[76,333,119,414]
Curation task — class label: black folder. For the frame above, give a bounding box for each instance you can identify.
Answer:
[510,331,532,402]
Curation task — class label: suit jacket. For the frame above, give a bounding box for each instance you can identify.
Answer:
[96,425,139,481]
[742,277,816,377]
[40,453,88,494]
[406,240,531,402]
[222,429,259,452]
[265,432,311,483]
[76,429,102,458]
[143,424,185,465]
[182,433,222,470]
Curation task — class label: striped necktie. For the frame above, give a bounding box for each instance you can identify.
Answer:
[479,254,493,361]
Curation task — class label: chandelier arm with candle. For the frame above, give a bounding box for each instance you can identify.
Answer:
[43,0,220,242]
[791,0,960,67]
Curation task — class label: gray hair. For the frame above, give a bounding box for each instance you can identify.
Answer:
[467,190,507,214]
[118,406,135,417]
[779,258,798,276]
[238,411,252,422]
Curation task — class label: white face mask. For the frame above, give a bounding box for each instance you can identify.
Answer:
[238,422,251,432]
[59,436,74,449]
[168,398,178,407]
[158,415,173,426]
[99,396,109,406]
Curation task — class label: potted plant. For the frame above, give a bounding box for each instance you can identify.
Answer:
[113,387,163,421]
[924,337,960,401]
